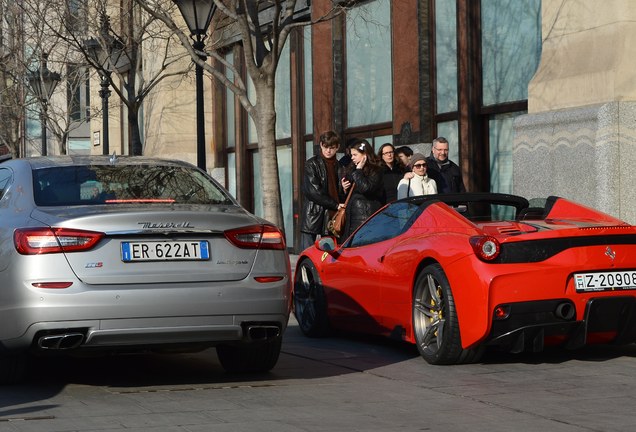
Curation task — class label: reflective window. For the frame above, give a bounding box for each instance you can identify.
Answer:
[435,0,458,113]
[225,51,235,148]
[252,152,262,216]
[489,112,524,195]
[481,0,541,105]
[278,145,293,246]
[347,201,422,248]
[276,42,291,139]
[0,168,12,199]
[436,121,459,166]
[227,152,236,198]
[32,164,233,206]
[303,27,313,134]
[346,0,392,127]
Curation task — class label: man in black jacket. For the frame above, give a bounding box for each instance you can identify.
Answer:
[299,131,344,251]
[426,137,466,193]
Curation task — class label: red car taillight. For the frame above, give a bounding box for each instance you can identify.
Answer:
[14,228,105,255]
[224,225,286,250]
[469,235,501,261]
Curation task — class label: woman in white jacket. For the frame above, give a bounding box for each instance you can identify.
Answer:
[396,153,437,199]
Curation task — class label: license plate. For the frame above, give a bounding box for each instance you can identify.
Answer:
[121,241,210,262]
[574,270,636,292]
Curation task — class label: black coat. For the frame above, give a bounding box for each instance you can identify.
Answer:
[300,156,341,235]
[380,162,405,204]
[341,166,384,240]
[426,156,466,193]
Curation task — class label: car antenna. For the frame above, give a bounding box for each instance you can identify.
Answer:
[109,151,117,165]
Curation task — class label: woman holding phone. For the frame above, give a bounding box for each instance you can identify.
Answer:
[339,139,384,240]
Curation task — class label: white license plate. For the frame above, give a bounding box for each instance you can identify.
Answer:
[574,270,636,292]
[121,241,210,262]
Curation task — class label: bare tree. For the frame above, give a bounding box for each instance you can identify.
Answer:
[22,0,191,156]
[0,1,27,157]
[136,0,346,228]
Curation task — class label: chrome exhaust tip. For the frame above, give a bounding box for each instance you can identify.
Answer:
[38,333,84,350]
[246,325,280,341]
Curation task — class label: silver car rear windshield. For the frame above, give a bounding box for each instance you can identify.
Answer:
[32,165,234,206]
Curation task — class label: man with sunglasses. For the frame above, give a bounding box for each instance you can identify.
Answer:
[299,131,345,251]
[426,137,466,193]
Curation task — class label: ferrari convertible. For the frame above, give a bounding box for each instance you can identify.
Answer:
[293,193,636,364]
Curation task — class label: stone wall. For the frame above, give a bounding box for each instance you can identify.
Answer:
[513,102,636,223]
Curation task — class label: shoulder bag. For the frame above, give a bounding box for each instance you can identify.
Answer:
[327,183,355,238]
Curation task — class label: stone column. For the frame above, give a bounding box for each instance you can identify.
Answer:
[513,0,636,223]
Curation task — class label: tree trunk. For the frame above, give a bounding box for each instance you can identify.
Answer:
[254,80,284,230]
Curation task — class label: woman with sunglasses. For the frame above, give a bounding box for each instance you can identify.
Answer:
[396,153,437,199]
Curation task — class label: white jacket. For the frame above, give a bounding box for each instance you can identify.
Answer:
[396,173,437,199]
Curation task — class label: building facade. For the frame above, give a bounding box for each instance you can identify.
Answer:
[201,0,541,251]
[88,1,636,253]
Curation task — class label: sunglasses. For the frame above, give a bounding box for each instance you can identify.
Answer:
[413,163,427,169]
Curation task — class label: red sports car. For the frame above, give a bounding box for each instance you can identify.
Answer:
[293,193,636,364]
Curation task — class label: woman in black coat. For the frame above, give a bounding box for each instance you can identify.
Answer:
[339,139,384,240]
[377,143,406,204]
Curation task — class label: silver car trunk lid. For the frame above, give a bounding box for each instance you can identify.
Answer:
[30,205,263,285]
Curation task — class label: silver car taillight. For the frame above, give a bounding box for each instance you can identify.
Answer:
[224,225,286,250]
[14,228,104,255]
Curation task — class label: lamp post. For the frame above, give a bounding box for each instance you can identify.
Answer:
[27,54,61,156]
[172,0,217,171]
[85,38,112,155]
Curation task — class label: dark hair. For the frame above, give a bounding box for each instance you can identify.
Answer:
[347,138,380,175]
[377,143,395,157]
[395,146,413,157]
[319,130,340,148]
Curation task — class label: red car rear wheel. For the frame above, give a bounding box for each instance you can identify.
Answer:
[412,264,482,364]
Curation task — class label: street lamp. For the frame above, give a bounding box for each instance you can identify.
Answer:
[27,53,61,156]
[85,38,112,155]
[172,0,217,171]
[85,17,130,156]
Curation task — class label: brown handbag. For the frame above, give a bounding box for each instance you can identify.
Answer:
[327,183,355,237]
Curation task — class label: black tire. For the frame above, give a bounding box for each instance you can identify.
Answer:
[216,336,282,373]
[293,259,330,337]
[412,264,482,365]
[0,353,26,385]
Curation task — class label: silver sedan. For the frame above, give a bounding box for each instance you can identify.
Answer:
[0,156,291,383]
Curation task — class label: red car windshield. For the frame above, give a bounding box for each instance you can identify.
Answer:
[32,164,234,206]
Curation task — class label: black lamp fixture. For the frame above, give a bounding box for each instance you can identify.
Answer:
[85,37,113,156]
[172,0,217,171]
[85,16,130,156]
[27,53,61,157]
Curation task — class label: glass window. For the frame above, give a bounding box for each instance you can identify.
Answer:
[489,112,524,195]
[247,77,257,143]
[275,42,292,139]
[305,140,314,160]
[225,51,235,148]
[32,164,234,206]
[278,145,293,246]
[227,152,236,197]
[481,0,541,106]
[347,201,422,248]
[303,27,313,135]
[346,0,392,128]
[435,0,458,113]
[436,120,459,166]
[67,64,89,122]
[0,168,12,198]
[252,152,262,216]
